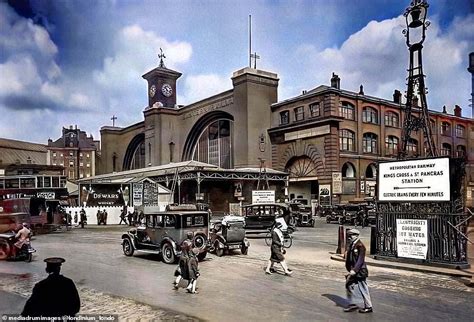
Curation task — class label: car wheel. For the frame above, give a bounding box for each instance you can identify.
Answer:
[215,241,224,257]
[193,234,207,250]
[122,238,134,257]
[197,251,207,262]
[161,243,176,264]
[241,244,248,255]
[0,240,10,260]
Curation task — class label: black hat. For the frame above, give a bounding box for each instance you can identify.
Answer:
[44,257,65,267]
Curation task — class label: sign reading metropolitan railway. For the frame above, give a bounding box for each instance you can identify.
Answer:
[378,158,450,202]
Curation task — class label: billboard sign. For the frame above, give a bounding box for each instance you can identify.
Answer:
[378,158,450,201]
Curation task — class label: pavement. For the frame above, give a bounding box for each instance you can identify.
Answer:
[1,219,473,321]
[330,253,473,278]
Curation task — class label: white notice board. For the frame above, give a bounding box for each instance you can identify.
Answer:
[378,158,450,201]
[252,190,275,204]
[396,219,428,260]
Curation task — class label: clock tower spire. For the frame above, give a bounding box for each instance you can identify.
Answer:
[142,48,182,109]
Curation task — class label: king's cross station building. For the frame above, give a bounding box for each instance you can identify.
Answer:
[78,56,474,213]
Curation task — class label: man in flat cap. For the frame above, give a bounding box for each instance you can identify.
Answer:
[343,229,373,313]
[21,257,81,317]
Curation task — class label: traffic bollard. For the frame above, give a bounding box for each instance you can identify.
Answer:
[336,225,345,254]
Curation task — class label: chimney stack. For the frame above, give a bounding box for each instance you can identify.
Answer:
[393,90,402,104]
[454,105,462,117]
[330,72,340,89]
[442,105,447,114]
[359,85,364,95]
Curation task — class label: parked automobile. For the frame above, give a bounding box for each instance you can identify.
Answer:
[0,230,36,262]
[121,206,210,264]
[325,204,345,224]
[241,203,289,233]
[209,215,249,256]
[288,199,314,227]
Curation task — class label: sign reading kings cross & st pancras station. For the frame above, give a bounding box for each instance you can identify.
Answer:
[378,158,450,202]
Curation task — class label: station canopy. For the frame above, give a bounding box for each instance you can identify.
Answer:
[78,160,288,185]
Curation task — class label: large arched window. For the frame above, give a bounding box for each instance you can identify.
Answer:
[130,141,145,170]
[342,162,356,178]
[339,129,355,151]
[192,119,232,168]
[385,111,399,127]
[362,106,378,124]
[339,101,355,120]
[385,136,399,156]
[363,133,378,153]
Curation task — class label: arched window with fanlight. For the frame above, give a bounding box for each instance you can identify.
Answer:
[192,119,232,168]
[384,111,399,127]
[342,162,356,178]
[365,163,377,179]
[339,101,355,120]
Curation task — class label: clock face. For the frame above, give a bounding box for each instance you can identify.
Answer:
[149,84,156,97]
[161,83,173,97]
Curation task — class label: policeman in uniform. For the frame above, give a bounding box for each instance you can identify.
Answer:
[22,257,81,317]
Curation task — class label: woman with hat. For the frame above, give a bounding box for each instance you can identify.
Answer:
[265,221,292,275]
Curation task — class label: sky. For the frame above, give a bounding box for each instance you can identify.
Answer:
[0,0,473,143]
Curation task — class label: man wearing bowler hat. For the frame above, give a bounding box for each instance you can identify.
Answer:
[22,257,81,317]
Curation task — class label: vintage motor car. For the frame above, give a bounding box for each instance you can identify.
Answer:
[241,203,290,233]
[325,204,345,224]
[209,215,249,256]
[288,199,314,227]
[121,207,210,264]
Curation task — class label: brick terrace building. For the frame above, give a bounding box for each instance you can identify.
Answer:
[47,126,100,182]
[269,73,474,206]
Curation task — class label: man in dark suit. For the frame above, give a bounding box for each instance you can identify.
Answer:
[344,229,373,313]
[22,257,81,317]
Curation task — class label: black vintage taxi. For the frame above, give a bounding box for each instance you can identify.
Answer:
[121,205,209,264]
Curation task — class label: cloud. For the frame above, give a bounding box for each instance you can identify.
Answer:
[290,14,474,115]
[180,74,232,105]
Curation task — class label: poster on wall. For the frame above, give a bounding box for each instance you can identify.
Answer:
[396,219,428,260]
[378,158,450,202]
[143,182,159,206]
[319,184,331,206]
[332,173,342,194]
[133,183,143,207]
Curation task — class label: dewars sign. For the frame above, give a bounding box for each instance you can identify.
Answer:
[378,158,450,202]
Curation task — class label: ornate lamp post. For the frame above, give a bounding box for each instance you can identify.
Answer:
[399,0,437,159]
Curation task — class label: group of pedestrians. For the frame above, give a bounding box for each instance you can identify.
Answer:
[263,222,373,314]
[119,208,144,226]
[173,232,200,294]
[96,209,108,225]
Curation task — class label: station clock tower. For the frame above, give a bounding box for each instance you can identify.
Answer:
[142,49,182,108]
